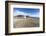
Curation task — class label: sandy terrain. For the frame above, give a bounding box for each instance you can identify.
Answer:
[13,16,39,28]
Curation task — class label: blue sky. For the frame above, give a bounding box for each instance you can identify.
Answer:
[13,8,40,17]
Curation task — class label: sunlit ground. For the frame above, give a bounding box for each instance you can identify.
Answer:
[13,16,39,28]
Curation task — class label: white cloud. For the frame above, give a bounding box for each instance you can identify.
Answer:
[13,10,39,17]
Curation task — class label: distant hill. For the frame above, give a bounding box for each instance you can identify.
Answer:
[14,15,39,19]
[15,15,24,17]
